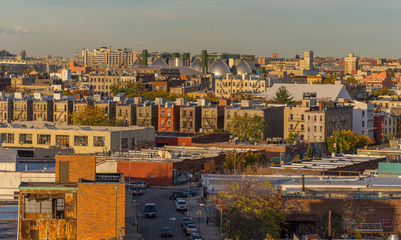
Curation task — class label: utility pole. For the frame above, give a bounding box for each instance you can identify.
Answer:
[328,210,332,240]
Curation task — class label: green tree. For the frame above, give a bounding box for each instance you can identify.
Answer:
[71,106,122,126]
[227,115,266,142]
[286,132,299,144]
[344,77,357,85]
[215,180,289,239]
[373,87,391,97]
[324,75,336,84]
[305,144,312,159]
[224,151,264,172]
[327,130,373,153]
[272,86,294,104]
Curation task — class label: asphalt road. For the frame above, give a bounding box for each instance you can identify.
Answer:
[135,186,200,240]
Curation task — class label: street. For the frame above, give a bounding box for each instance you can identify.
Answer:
[130,184,219,240]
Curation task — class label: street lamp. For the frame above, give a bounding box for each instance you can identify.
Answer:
[150,218,176,240]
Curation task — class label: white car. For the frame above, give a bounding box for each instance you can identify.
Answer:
[175,199,187,211]
[184,223,198,235]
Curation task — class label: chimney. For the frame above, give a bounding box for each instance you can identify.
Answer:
[319,102,323,110]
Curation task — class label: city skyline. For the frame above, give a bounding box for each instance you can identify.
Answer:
[0,0,400,58]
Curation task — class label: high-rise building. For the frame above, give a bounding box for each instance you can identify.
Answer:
[344,52,358,75]
[82,46,137,67]
[300,51,313,70]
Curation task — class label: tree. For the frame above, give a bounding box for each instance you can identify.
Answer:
[71,106,122,126]
[344,77,357,85]
[201,159,217,174]
[286,132,299,144]
[214,180,289,239]
[373,87,391,97]
[227,115,266,142]
[272,86,294,104]
[305,144,312,159]
[224,151,264,172]
[327,130,373,153]
[324,75,336,84]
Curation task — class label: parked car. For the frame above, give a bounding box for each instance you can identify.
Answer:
[161,227,173,237]
[181,217,192,227]
[169,190,185,200]
[131,187,143,196]
[144,203,157,218]
[175,199,187,212]
[184,223,198,235]
[189,233,203,240]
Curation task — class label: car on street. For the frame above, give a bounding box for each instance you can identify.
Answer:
[130,187,143,195]
[175,199,187,212]
[160,227,173,237]
[169,190,185,200]
[181,217,192,227]
[144,203,157,218]
[189,233,203,240]
[184,223,198,235]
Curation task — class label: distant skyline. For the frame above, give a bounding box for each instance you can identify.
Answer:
[1,0,400,58]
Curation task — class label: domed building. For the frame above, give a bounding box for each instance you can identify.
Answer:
[208,59,230,76]
[150,58,168,69]
[236,60,252,75]
[130,58,146,68]
[189,59,202,72]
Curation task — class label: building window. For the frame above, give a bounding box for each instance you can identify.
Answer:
[314,115,316,121]
[1,133,14,143]
[56,135,69,148]
[122,138,128,148]
[167,110,171,117]
[74,136,88,146]
[183,111,186,117]
[362,111,365,117]
[308,115,310,121]
[93,136,105,147]
[362,121,365,127]
[301,125,304,131]
[320,126,322,132]
[37,134,51,145]
[301,114,304,120]
[290,114,293,120]
[314,126,316,132]
[167,120,171,127]
[320,116,323,121]
[161,110,165,117]
[19,134,32,144]
[290,124,293,130]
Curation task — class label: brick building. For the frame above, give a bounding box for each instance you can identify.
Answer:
[158,104,180,132]
[18,155,126,240]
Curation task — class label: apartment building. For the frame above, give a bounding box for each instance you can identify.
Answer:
[116,103,136,126]
[13,92,33,122]
[32,94,53,122]
[201,105,225,133]
[0,95,13,123]
[180,106,201,133]
[158,104,180,132]
[94,100,116,121]
[82,46,136,67]
[53,94,73,124]
[304,103,353,143]
[136,103,158,130]
[344,52,358,75]
[215,75,267,98]
[89,73,121,95]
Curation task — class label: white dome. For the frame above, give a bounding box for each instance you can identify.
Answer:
[190,59,202,72]
[208,59,230,76]
[150,58,168,68]
[236,60,252,75]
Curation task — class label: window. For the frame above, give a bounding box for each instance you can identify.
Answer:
[74,136,88,146]
[362,121,365,127]
[362,111,365,117]
[290,114,293,120]
[301,114,304,121]
[167,120,171,127]
[183,111,186,117]
[314,115,316,121]
[93,136,105,147]
[290,124,293,130]
[314,126,316,132]
[122,138,128,148]
[320,116,323,121]
[56,135,69,147]
[190,111,193,117]
[320,126,323,132]
[204,111,208,118]
[19,134,32,144]
[301,125,304,131]
[37,134,51,145]
[161,110,165,117]
[308,115,310,121]
[1,133,14,143]
[167,110,171,117]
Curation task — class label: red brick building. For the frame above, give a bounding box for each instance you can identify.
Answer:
[18,155,125,240]
[362,72,392,90]
[374,115,385,143]
[158,105,180,132]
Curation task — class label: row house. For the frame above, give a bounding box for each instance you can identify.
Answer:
[135,103,158,130]
[158,104,180,132]
[180,106,202,133]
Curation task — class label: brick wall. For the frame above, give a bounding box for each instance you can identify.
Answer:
[55,155,96,183]
[77,183,125,240]
[118,161,173,185]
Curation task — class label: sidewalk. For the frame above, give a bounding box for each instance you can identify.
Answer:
[187,196,220,240]
[125,189,143,240]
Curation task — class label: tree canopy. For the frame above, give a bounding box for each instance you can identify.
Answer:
[327,130,373,153]
[344,77,357,85]
[324,75,336,84]
[373,87,392,97]
[224,151,265,172]
[272,86,294,104]
[226,115,266,142]
[71,106,122,126]
[214,180,289,239]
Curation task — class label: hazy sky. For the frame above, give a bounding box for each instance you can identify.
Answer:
[1,0,400,58]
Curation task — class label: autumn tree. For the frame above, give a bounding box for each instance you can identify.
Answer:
[327,130,373,153]
[324,75,336,84]
[286,132,299,144]
[344,77,357,85]
[373,87,391,97]
[215,180,289,239]
[224,151,264,173]
[201,159,217,174]
[227,115,266,142]
[71,106,122,126]
[272,86,294,104]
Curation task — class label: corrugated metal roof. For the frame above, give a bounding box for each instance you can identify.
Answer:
[0,149,18,163]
